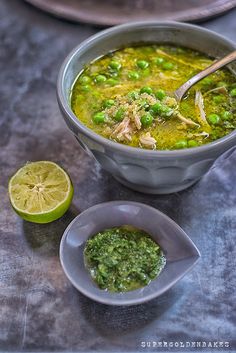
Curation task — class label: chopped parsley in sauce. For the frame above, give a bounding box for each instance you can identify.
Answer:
[84,226,166,292]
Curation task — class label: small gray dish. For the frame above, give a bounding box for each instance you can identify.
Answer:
[60,201,200,306]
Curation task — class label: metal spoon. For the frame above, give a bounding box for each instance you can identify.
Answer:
[174,50,236,102]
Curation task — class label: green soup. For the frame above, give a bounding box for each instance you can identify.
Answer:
[71,45,236,150]
[84,226,165,292]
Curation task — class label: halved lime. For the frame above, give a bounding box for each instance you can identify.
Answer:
[8,161,73,223]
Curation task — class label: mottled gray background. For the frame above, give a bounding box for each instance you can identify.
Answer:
[0,1,236,352]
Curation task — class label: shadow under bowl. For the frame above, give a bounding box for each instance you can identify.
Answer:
[60,201,200,306]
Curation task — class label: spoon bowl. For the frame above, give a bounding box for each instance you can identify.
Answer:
[174,50,236,101]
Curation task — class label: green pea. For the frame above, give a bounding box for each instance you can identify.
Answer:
[114,108,125,121]
[128,71,140,80]
[128,91,139,100]
[155,89,166,100]
[79,75,91,84]
[137,60,149,69]
[106,78,119,86]
[110,71,119,77]
[150,102,163,114]
[140,86,153,94]
[230,88,236,97]
[188,140,198,148]
[221,111,232,120]
[92,112,106,124]
[175,139,188,149]
[81,85,91,92]
[155,57,164,65]
[109,60,122,71]
[162,62,174,70]
[103,99,115,108]
[213,95,224,103]
[208,113,220,125]
[141,113,153,127]
[160,105,173,117]
[95,74,107,83]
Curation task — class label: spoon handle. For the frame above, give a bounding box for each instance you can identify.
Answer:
[175,50,236,101]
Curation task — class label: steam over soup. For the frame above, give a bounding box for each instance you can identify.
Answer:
[71,45,236,150]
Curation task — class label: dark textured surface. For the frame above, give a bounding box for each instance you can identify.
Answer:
[0,1,235,352]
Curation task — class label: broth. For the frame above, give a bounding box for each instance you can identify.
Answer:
[71,45,236,150]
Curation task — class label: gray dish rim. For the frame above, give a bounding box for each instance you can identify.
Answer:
[59,201,201,306]
[25,0,236,25]
[57,21,236,158]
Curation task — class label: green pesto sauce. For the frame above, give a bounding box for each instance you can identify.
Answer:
[71,44,236,150]
[84,226,166,292]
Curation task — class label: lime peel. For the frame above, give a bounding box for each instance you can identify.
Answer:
[8,161,73,224]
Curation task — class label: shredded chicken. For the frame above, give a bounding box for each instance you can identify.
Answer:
[155,49,205,70]
[195,90,209,125]
[112,117,133,141]
[204,86,228,97]
[123,133,132,141]
[103,126,112,135]
[139,132,156,149]
[157,73,179,81]
[175,112,199,127]
[139,92,157,105]
[134,115,141,130]
[102,87,204,146]
[194,131,210,138]
[188,131,209,139]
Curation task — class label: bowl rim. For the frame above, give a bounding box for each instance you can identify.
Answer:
[59,200,201,305]
[57,21,236,158]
